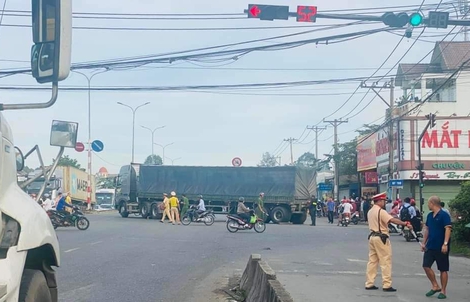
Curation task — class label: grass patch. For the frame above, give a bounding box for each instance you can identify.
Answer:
[451,241,470,257]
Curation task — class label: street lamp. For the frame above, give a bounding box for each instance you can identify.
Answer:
[141,125,166,155]
[73,68,109,210]
[165,156,182,165]
[154,142,175,165]
[117,102,150,162]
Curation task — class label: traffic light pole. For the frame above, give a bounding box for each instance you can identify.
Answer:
[417,121,430,214]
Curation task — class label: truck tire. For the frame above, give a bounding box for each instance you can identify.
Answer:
[140,203,150,219]
[19,269,52,302]
[119,202,129,218]
[291,212,307,225]
[270,207,291,224]
[150,203,162,219]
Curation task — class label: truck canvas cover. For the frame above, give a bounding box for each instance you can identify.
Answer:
[137,165,316,200]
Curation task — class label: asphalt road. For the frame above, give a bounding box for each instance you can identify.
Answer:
[55,212,470,302]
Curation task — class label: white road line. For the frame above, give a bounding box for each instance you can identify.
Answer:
[64,247,80,253]
[347,258,368,263]
[90,241,103,246]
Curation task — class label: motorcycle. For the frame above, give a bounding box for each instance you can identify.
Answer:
[47,206,90,231]
[340,215,350,227]
[351,211,360,225]
[388,222,400,234]
[403,223,423,242]
[181,206,215,226]
[226,210,266,233]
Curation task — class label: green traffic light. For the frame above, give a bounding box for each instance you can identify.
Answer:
[409,13,423,26]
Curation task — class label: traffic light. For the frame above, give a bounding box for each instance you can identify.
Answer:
[409,13,423,26]
[405,27,413,38]
[381,12,410,27]
[419,171,426,188]
[247,4,289,21]
[428,11,449,29]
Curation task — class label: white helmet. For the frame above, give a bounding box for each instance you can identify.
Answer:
[170,191,176,196]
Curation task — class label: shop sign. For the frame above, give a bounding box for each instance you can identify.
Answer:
[364,172,378,184]
[357,133,377,171]
[403,170,470,180]
[432,162,465,169]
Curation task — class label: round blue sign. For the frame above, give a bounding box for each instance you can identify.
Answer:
[92,140,104,152]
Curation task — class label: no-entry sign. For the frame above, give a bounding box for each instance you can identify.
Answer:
[232,157,242,167]
[75,142,85,152]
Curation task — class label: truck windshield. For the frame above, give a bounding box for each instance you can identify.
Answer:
[28,181,55,191]
[96,193,114,205]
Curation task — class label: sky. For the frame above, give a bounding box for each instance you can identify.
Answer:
[0,0,463,173]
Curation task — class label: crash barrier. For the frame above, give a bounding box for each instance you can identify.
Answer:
[240,254,294,302]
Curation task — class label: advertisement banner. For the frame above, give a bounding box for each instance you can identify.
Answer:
[400,170,470,180]
[364,172,378,184]
[357,133,377,171]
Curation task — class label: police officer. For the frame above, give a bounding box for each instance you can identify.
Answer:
[365,192,412,292]
[309,196,317,226]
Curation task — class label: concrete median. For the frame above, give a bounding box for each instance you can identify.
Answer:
[240,254,294,302]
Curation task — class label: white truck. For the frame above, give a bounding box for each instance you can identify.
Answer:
[95,188,116,210]
[0,0,72,301]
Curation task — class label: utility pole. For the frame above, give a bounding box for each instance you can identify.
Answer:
[323,118,348,202]
[283,138,297,165]
[307,125,327,159]
[459,0,469,40]
[276,156,282,166]
[417,113,436,213]
[360,78,395,199]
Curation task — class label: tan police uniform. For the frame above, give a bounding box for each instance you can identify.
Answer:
[365,192,394,289]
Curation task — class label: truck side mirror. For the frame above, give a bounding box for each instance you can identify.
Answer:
[14,147,25,172]
[31,0,72,84]
[50,120,79,148]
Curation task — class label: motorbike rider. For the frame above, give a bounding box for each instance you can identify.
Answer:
[42,193,53,211]
[237,197,252,226]
[338,199,353,226]
[55,192,74,224]
[194,195,206,221]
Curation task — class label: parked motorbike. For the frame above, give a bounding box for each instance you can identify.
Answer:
[226,211,266,233]
[47,206,90,231]
[181,206,215,226]
[351,211,360,225]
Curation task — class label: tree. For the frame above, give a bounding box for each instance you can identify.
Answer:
[296,152,317,167]
[449,182,470,243]
[356,124,382,136]
[144,154,163,165]
[322,139,357,176]
[96,176,115,189]
[258,152,278,167]
[56,155,85,171]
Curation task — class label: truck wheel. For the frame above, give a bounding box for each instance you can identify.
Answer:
[151,203,162,219]
[270,207,290,224]
[140,203,150,219]
[291,212,307,225]
[19,269,52,302]
[120,202,129,218]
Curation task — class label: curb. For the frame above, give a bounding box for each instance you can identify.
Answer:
[240,254,294,302]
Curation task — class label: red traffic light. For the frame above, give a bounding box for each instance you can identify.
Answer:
[248,5,261,18]
[297,5,317,23]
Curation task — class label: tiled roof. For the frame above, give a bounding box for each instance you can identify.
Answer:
[431,41,470,70]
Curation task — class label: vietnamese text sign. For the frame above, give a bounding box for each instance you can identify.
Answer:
[401,170,470,180]
[357,133,377,171]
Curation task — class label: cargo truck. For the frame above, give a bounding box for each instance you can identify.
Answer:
[115,164,316,224]
[25,166,96,205]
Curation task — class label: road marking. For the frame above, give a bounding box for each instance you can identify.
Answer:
[347,258,368,263]
[90,241,103,246]
[64,247,80,253]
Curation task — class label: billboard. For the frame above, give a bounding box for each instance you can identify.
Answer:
[357,133,377,171]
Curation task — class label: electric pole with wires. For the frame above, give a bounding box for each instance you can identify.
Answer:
[283,138,297,165]
[307,125,327,160]
[323,119,348,202]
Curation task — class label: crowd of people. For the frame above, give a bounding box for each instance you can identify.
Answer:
[159,192,206,225]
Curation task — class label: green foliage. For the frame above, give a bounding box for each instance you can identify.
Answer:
[258,152,278,167]
[296,152,317,167]
[356,124,382,136]
[96,176,115,189]
[323,139,357,176]
[449,181,470,243]
[57,155,85,171]
[144,154,163,165]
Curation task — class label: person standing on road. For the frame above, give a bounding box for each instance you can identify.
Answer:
[160,193,173,223]
[365,192,412,292]
[326,197,335,224]
[309,197,317,226]
[422,196,452,300]
[255,192,267,221]
[180,194,189,217]
[363,198,371,222]
[169,191,181,225]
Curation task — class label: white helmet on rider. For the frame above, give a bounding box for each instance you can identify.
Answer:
[170,191,176,196]
[238,197,245,202]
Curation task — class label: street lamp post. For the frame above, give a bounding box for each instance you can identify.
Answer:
[117,102,150,162]
[165,156,182,165]
[141,125,166,155]
[73,69,109,210]
[154,142,175,165]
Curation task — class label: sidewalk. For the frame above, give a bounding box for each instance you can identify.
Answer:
[264,218,470,302]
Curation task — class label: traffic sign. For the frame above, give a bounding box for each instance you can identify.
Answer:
[75,142,85,152]
[318,183,333,191]
[232,157,242,167]
[296,6,317,23]
[91,140,104,152]
[389,179,404,188]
